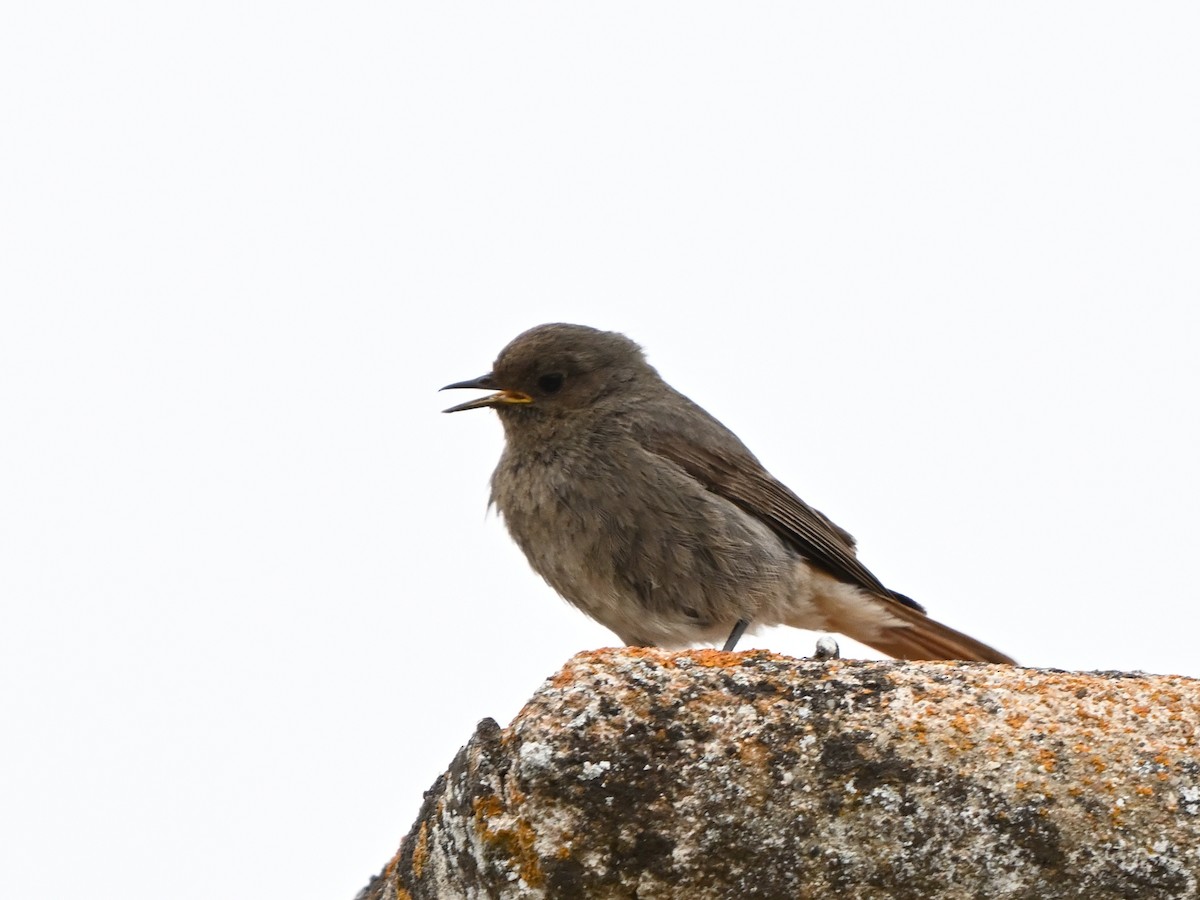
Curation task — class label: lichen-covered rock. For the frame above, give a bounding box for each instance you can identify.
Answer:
[361,649,1200,899]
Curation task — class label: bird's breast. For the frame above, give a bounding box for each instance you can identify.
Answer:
[489,437,799,644]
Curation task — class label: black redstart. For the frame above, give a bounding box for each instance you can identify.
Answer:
[443,323,1013,664]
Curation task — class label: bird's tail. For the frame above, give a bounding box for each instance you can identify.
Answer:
[836,597,1015,665]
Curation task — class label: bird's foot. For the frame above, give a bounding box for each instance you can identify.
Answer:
[813,637,840,660]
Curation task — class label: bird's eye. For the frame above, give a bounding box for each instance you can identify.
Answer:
[537,373,565,394]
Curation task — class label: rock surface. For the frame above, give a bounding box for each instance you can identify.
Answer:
[361,648,1200,899]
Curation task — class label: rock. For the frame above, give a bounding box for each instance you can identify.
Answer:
[360,648,1200,899]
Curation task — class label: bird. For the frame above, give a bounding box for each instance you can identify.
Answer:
[442,323,1014,664]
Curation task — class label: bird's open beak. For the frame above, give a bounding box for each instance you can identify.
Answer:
[440,374,533,413]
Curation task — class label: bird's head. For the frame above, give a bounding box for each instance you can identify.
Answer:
[441,323,653,418]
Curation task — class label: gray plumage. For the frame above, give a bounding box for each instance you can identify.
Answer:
[443,323,1013,664]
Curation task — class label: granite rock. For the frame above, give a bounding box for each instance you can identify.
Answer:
[361,648,1200,899]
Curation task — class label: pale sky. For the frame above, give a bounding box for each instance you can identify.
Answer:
[3,4,1198,898]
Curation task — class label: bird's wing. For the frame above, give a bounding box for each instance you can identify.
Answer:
[644,435,886,594]
[635,399,904,602]
[631,394,1022,663]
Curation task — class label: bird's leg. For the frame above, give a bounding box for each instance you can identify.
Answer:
[722,618,750,652]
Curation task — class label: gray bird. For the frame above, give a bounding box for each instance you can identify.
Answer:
[443,323,1014,664]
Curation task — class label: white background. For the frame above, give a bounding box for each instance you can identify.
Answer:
[3,3,1198,898]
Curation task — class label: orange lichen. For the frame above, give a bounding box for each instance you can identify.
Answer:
[688,649,746,667]
[738,737,774,790]
[384,850,401,879]
[909,720,929,744]
[514,820,544,887]
[550,667,579,689]
[411,821,429,879]
[577,647,680,669]
[473,795,504,822]
[472,795,545,887]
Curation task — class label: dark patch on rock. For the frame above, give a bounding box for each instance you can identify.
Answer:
[720,673,783,699]
[991,803,1068,873]
[817,731,876,776]
[543,852,588,896]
